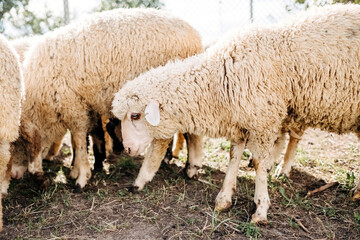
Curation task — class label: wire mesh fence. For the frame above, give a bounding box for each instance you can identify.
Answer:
[162,0,304,43]
[1,0,350,40]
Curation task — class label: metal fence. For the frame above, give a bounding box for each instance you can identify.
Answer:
[162,0,304,43]
[2,0,314,39]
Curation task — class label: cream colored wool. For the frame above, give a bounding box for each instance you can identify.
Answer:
[15,8,203,187]
[11,36,40,64]
[0,33,24,231]
[112,4,360,223]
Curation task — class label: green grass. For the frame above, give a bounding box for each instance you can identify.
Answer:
[237,222,261,239]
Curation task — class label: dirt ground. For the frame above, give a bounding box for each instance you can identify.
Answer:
[0,129,360,239]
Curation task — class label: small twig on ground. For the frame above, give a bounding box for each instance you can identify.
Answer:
[42,221,72,230]
[198,179,220,189]
[90,197,95,211]
[291,215,310,233]
[102,199,119,207]
[306,182,338,198]
[204,212,242,233]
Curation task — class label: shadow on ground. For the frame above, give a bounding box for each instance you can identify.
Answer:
[0,151,359,239]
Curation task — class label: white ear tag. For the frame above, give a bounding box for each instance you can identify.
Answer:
[144,100,160,126]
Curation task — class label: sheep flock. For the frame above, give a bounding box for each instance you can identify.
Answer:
[0,3,360,235]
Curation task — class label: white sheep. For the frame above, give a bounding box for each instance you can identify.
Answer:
[12,8,203,189]
[112,4,360,223]
[0,33,24,231]
[9,36,119,177]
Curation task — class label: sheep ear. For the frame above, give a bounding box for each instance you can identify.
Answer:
[144,100,160,126]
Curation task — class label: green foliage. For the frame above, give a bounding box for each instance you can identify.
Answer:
[96,0,163,12]
[10,7,63,35]
[0,0,28,19]
[0,0,64,37]
[288,0,360,11]
[295,0,360,8]
[237,222,261,239]
[0,0,28,34]
[354,212,360,225]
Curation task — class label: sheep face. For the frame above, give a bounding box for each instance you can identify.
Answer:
[121,111,154,156]
[120,100,168,156]
[11,118,41,179]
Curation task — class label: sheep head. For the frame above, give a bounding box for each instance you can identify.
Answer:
[11,117,41,179]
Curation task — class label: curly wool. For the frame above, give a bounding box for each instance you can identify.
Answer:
[0,34,24,143]
[10,36,40,64]
[19,8,203,158]
[0,33,24,232]
[113,4,360,159]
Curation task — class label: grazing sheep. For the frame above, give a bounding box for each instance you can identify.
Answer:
[0,34,24,231]
[10,36,121,175]
[13,8,203,189]
[112,4,360,223]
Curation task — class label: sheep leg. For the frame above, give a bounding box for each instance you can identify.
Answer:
[0,142,11,231]
[353,178,360,201]
[70,131,91,189]
[270,131,287,165]
[105,118,124,155]
[1,147,12,196]
[90,117,106,171]
[162,139,173,164]
[251,158,270,224]
[185,134,203,179]
[45,138,63,161]
[101,116,113,157]
[275,130,303,177]
[133,138,172,191]
[215,140,245,211]
[28,148,45,175]
[172,133,185,158]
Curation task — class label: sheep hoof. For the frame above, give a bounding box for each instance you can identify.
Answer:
[74,184,83,193]
[70,167,79,179]
[353,189,360,201]
[127,185,140,194]
[162,157,171,165]
[215,200,232,212]
[186,166,199,179]
[250,214,268,225]
[274,164,291,178]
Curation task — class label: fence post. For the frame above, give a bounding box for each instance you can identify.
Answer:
[250,0,254,23]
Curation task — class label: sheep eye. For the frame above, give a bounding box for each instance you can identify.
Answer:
[130,113,141,120]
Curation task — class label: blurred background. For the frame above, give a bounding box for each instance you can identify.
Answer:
[1,0,359,43]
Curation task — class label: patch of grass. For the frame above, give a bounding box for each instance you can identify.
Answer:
[320,207,336,218]
[61,190,71,207]
[61,145,72,156]
[178,154,188,164]
[354,212,360,225]
[288,217,299,229]
[339,171,356,191]
[237,222,261,239]
[220,141,231,152]
[274,177,311,210]
[296,147,310,166]
[242,149,252,160]
[88,224,104,233]
[96,188,108,202]
[116,156,138,170]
